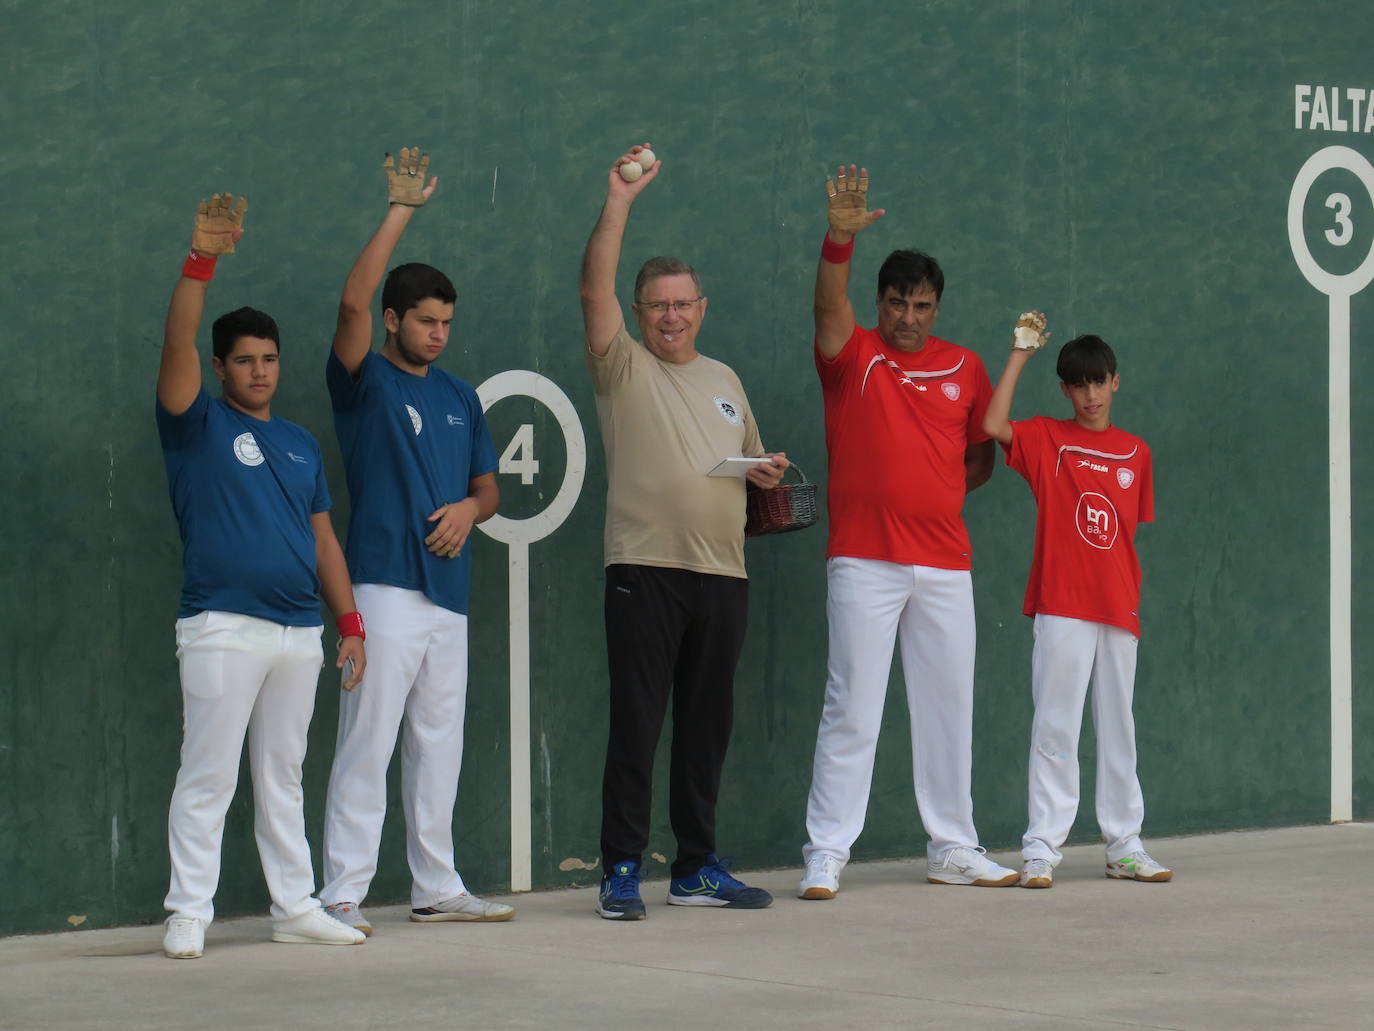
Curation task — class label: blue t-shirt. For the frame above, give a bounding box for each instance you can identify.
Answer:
[156,388,330,626]
[326,350,497,615]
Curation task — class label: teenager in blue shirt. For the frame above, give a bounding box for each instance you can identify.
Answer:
[319,150,512,933]
[156,194,367,959]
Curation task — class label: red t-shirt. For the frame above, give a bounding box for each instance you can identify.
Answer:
[816,325,992,570]
[1004,416,1154,636]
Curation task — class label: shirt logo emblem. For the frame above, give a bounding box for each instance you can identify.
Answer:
[406,404,423,436]
[286,452,308,464]
[1077,459,1109,473]
[713,396,741,425]
[1076,491,1120,550]
[1056,443,1138,476]
[233,432,264,467]
[861,353,966,396]
[1117,468,1135,489]
[447,414,464,426]
[941,382,960,401]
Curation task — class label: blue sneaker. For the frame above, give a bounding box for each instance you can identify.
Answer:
[667,856,772,909]
[597,861,646,920]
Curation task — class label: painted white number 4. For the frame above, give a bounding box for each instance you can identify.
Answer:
[500,423,540,484]
[1325,192,1353,246]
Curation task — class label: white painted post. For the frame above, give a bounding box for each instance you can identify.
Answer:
[476,371,587,890]
[1287,146,1374,823]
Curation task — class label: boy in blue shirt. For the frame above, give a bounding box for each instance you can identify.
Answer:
[156,194,368,958]
[319,149,511,932]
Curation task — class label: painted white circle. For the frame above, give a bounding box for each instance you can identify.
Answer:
[476,371,586,545]
[405,404,423,436]
[1287,146,1374,297]
[233,432,264,467]
[1075,491,1119,551]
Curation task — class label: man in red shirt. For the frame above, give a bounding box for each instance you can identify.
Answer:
[983,324,1170,888]
[798,167,1015,900]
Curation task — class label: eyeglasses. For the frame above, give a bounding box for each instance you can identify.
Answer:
[635,298,704,315]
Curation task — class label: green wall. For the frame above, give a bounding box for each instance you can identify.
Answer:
[2,0,1370,935]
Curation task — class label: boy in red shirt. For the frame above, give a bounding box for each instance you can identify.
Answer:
[984,320,1171,888]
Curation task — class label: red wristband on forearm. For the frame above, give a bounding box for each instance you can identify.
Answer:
[336,612,366,640]
[820,233,855,264]
[181,249,217,281]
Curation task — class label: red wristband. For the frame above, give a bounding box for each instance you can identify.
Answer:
[336,612,366,640]
[820,233,855,264]
[181,249,218,281]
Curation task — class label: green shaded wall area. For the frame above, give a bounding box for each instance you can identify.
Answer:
[2,1,1371,934]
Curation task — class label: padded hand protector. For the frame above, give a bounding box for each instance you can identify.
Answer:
[386,147,431,206]
[825,168,882,236]
[191,193,248,255]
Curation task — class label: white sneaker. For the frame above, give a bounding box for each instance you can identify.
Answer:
[324,901,373,936]
[927,846,1018,887]
[272,906,366,945]
[798,854,843,900]
[410,893,516,922]
[1019,858,1054,889]
[1107,850,1172,882]
[162,915,204,959]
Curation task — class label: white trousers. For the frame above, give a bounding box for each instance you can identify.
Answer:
[1022,614,1145,864]
[804,557,980,864]
[164,611,325,924]
[321,584,469,908]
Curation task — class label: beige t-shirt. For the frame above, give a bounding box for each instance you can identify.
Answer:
[587,325,764,578]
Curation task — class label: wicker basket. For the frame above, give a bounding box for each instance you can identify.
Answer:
[745,463,818,537]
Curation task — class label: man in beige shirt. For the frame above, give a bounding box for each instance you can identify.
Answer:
[580,143,787,920]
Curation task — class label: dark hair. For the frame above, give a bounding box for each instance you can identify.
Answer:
[877,250,945,301]
[382,263,457,321]
[212,307,280,361]
[634,256,701,302]
[1056,334,1118,386]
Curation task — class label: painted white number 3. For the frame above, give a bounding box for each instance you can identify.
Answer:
[499,423,540,485]
[1325,192,1353,246]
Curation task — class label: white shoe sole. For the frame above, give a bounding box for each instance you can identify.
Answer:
[927,871,1019,887]
[271,929,364,945]
[666,894,730,907]
[595,903,647,920]
[1106,868,1172,882]
[409,909,515,922]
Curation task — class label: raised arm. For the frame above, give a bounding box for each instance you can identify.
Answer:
[815,165,885,360]
[579,143,661,356]
[983,311,1050,445]
[158,194,247,414]
[334,147,437,375]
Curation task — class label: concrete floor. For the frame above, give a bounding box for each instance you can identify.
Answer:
[0,823,1369,1030]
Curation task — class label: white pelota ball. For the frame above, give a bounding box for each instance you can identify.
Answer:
[618,160,643,183]
[636,149,656,170]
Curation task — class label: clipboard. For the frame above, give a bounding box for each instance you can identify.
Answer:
[707,457,769,478]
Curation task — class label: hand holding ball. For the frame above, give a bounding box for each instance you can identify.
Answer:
[617,148,657,183]
[1012,311,1049,352]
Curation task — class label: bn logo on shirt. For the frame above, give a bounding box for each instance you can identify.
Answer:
[1076,491,1119,550]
